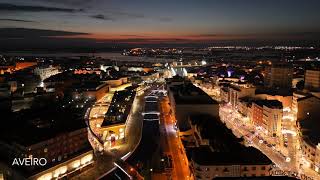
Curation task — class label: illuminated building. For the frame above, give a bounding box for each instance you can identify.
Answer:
[264,63,293,89]
[0,65,15,74]
[0,112,93,179]
[99,88,136,147]
[238,97,253,118]
[15,62,37,71]
[296,95,320,122]
[229,85,256,107]
[0,62,37,74]
[220,86,230,103]
[73,82,110,101]
[140,71,160,82]
[304,69,320,91]
[255,88,293,109]
[34,65,61,81]
[292,91,308,113]
[31,151,93,180]
[74,68,101,75]
[105,77,128,88]
[252,100,283,137]
[191,147,272,179]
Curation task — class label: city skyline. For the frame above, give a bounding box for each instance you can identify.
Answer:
[1,0,320,49]
[1,1,320,180]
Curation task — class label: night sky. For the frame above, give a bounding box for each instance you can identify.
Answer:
[0,0,320,49]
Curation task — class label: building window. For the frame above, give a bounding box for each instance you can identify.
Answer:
[223,168,229,172]
[261,166,265,170]
[252,167,256,170]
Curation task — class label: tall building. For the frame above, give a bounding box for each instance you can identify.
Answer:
[252,100,283,137]
[264,63,293,89]
[228,84,256,107]
[296,95,320,121]
[304,69,320,91]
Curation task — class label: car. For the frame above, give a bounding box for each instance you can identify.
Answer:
[267,144,272,148]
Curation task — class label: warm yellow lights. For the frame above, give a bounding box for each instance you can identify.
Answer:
[81,154,93,165]
[72,160,81,168]
[58,166,67,174]
[37,173,52,180]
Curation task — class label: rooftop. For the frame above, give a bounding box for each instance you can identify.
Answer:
[0,106,88,147]
[185,114,271,166]
[255,88,293,96]
[253,99,283,109]
[169,83,218,105]
[102,89,136,127]
[191,146,271,166]
[299,115,320,146]
[73,81,107,91]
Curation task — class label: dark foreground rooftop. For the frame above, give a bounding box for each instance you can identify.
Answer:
[191,146,271,166]
[0,106,87,147]
[169,83,218,105]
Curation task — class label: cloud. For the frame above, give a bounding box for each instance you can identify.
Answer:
[36,0,95,6]
[0,3,81,12]
[91,14,114,21]
[89,11,146,21]
[158,17,172,22]
[191,34,220,37]
[119,34,150,38]
[0,28,89,38]
[90,11,172,23]
[112,11,145,18]
[0,18,36,23]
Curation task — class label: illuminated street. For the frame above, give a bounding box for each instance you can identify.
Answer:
[195,82,320,180]
[160,96,191,180]
[218,101,319,180]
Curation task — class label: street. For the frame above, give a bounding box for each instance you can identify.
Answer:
[159,96,191,180]
[219,102,318,180]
